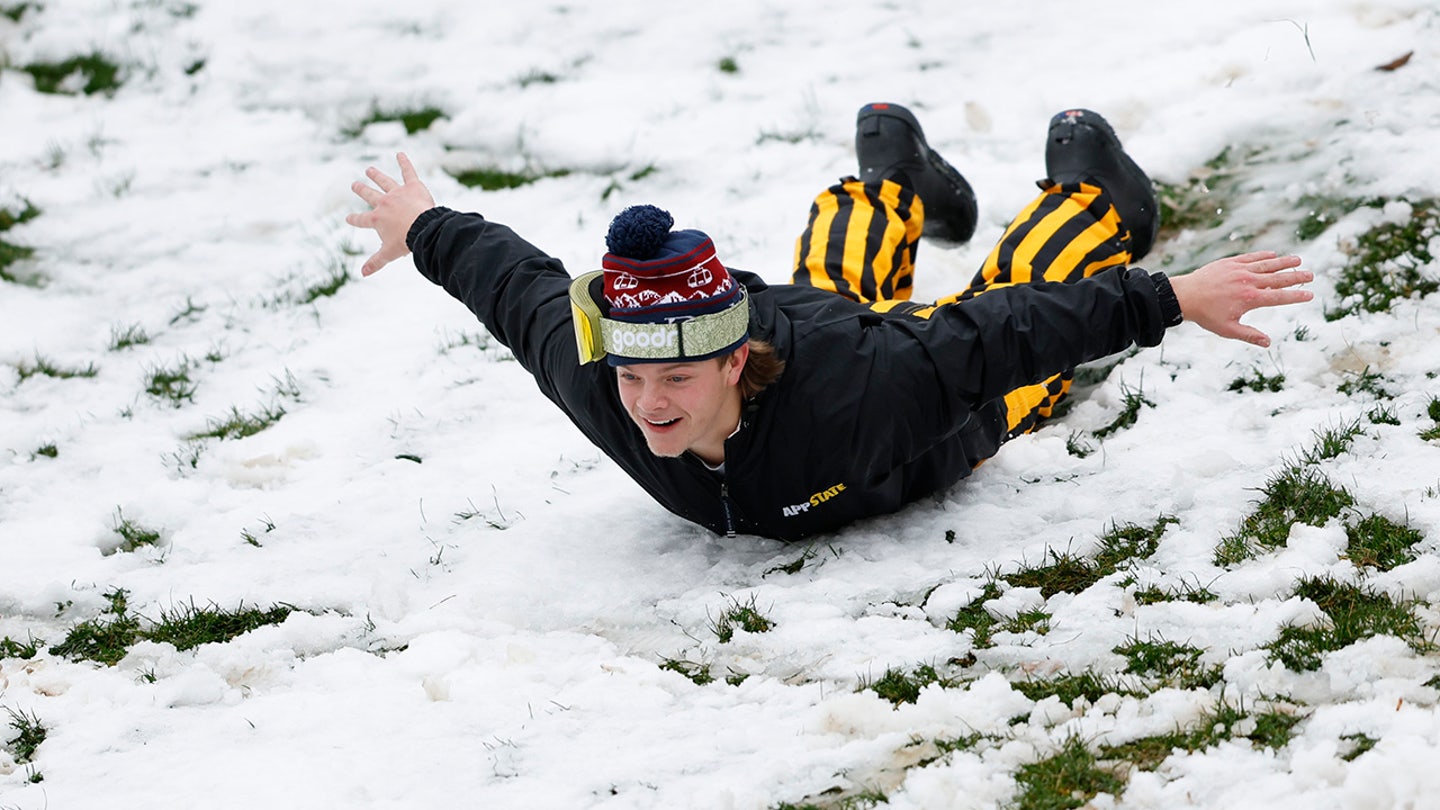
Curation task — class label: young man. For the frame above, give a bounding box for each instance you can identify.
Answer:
[347,104,1312,541]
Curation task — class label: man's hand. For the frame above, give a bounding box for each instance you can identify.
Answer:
[1168,251,1314,348]
[345,152,436,276]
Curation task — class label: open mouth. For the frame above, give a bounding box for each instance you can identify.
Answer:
[645,417,680,428]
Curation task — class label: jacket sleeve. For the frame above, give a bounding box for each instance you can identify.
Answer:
[850,266,1180,470]
[921,266,1179,405]
[404,207,601,411]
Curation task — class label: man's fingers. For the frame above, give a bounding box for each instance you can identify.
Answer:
[1254,269,1314,290]
[1220,322,1271,347]
[362,245,401,277]
[397,152,419,184]
[367,166,400,192]
[351,180,383,206]
[1232,250,1280,264]
[1244,254,1303,274]
[1263,288,1315,307]
[1241,328,1271,348]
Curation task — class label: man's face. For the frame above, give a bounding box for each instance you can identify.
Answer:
[615,349,746,464]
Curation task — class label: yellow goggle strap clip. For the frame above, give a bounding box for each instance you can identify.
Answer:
[569,271,607,364]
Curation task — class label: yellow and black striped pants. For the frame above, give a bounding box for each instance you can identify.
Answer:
[792,177,1134,438]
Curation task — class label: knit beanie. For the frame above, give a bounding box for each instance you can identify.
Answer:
[591,204,749,365]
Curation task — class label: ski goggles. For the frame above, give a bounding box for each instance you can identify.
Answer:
[568,270,750,365]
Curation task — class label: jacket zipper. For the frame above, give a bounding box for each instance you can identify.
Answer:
[720,482,736,538]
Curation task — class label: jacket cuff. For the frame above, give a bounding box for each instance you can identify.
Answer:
[406,206,451,252]
[1149,271,1184,328]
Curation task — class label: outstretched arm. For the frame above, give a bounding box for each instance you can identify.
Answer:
[1168,251,1313,348]
[345,152,436,276]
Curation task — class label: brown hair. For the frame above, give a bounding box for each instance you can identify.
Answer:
[737,338,785,399]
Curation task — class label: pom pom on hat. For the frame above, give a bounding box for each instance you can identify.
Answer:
[605,205,674,260]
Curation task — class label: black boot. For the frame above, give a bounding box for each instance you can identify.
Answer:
[1043,108,1159,261]
[856,102,978,244]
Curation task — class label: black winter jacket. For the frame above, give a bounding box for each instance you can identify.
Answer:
[408,207,1182,541]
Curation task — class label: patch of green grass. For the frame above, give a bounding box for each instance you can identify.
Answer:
[1217,463,1355,564]
[112,508,162,552]
[4,708,47,764]
[144,600,292,651]
[1301,418,1363,463]
[1295,194,1359,242]
[168,296,207,326]
[0,199,40,231]
[1153,148,1240,241]
[776,787,888,810]
[144,358,198,406]
[1114,635,1222,690]
[1326,197,1439,320]
[348,105,445,136]
[712,594,774,643]
[1093,381,1155,439]
[601,164,662,201]
[516,68,558,87]
[1212,534,1254,568]
[1267,576,1427,671]
[718,56,739,73]
[0,238,40,285]
[187,403,286,441]
[1345,513,1423,571]
[0,3,40,22]
[861,663,964,705]
[1248,706,1303,749]
[15,354,98,382]
[1132,580,1217,606]
[1420,396,1440,441]
[108,322,151,350]
[933,732,988,758]
[448,165,572,191]
[946,581,1002,647]
[30,442,58,460]
[1228,368,1285,394]
[1095,516,1176,570]
[262,262,351,308]
[1007,516,1176,599]
[1012,736,1125,810]
[763,547,815,576]
[1064,431,1095,458]
[1003,609,1052,635]
[1337,366,1393,400]
[1007,549,1103,599]
[1339,733,1379,762]
[1101,700,1298,775]
[660,658,714,686]
[301,261,349,303]
[0,634,41,660]
[48,588,142,666]
[49,589,293,666]
[1367,403,1400,426]
[21,52,124,95]
[240,516,276,548]
[1012,671,1139,706]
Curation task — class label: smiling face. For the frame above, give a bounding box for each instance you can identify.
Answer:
[615,345,749,466]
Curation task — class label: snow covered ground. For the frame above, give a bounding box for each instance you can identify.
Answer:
[2,0,1439,807]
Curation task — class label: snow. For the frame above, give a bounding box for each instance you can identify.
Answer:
[2,0,1440,807]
